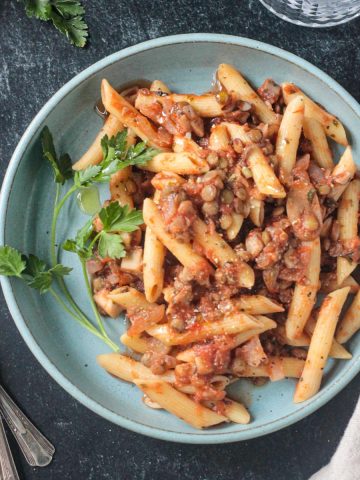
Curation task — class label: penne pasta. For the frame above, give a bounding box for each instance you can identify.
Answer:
[170,93,225,117]
[73,114,124,170]
[209,124,231,151]
[150,80,171,93]
[276,95,304,181]
[282,83,348,146]
[246,146,286,198]
[147,313,260,346]
[109,167,134,207]
[286,238,321,339]
[336,290,360,344]
[133,379,227,428]
[176,315,277,363]
[217,64,279,124]
[140,151,209,175]
[108,286,165,336]
[222,399,250,424]
[305,315,352,360]
[143,191,165,303]
[233,295,284,314]
[120,333,151,354]
[143,198,213,280]
[101,79,172,149]
[328,146,356,201]
[192,217,255,288]
[294,287,350,403]
[232,357,305,379]
[303,117,333,169]
[336,179,360,285]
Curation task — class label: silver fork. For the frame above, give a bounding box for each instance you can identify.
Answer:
[0,415,19,480]
[0,385,54,467]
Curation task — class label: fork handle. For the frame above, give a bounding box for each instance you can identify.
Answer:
[0,416,20,480]
[0,385,54,467]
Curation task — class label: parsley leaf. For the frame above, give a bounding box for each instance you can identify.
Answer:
[0,246,71,294]
[51,10,88,48]
[23,0,51,19]
[20,0,88,48]
[99,203,143,233]
[74,131,160,187]
[0,246,26,277]
[41,127,73,184]
[98,232,126,259]
[63,239,92,260]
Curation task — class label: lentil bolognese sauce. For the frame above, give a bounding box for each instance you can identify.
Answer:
[73,64,360,428]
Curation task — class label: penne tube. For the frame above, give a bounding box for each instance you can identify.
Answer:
[305,315,352,360]
[101,79,172,149]
[97,353,156,383]
[222,399,250,424]
[150,80,171,93]
[143,198,213,280]
[209,124,231,151]
[294,287,350,403]
[109,167,134,207]
[232,357,305,379]
[170,93,225,117]
[176,315,277,363]
[135,90,225,117]
[336,179,360,285]
[328,146,356,201]
[231,315,277,348]
[143,191,165,303]
[147,313,260,346]
[276,95,305,181]
[286,238,321,339]
[336,290,360,344]
[133,379,227,428]
[277,325,311,347]
[108,286,165,336]
[246,146,286,198]
[233,295,284,314]
[120,333,151,354]
[282,83,348,146]
[303,117,334,169]
[143,225,166,303]
[192,218,254,288]
[73,114,124,170]
[172,135,203,155]
[223,122,254,145]
[320,273,359,294]
[279,321,350,359]
[140,151,209,175]
[248,198,264,226]
[217,64,279,124]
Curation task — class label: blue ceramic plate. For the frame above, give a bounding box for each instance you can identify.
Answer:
[1,34,360,444]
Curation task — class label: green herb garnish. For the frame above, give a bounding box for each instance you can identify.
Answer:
[20,0,88,48]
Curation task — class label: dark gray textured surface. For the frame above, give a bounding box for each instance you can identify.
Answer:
[1,1,360,478]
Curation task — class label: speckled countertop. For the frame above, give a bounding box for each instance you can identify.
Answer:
[0,1,360,479]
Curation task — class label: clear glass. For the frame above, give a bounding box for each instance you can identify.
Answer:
[259,0,360,27]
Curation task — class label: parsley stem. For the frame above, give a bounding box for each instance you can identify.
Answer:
[80,259,108,338]
[51,183,90,323]
[49,287,118,351]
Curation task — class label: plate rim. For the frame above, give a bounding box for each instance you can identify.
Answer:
[1,33,360,444]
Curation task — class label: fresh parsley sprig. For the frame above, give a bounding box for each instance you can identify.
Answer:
[0,245,118,350]
[0,245,71,294]
[63,202,143,261]
[20,0,88,48]
[73,132,160,187]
